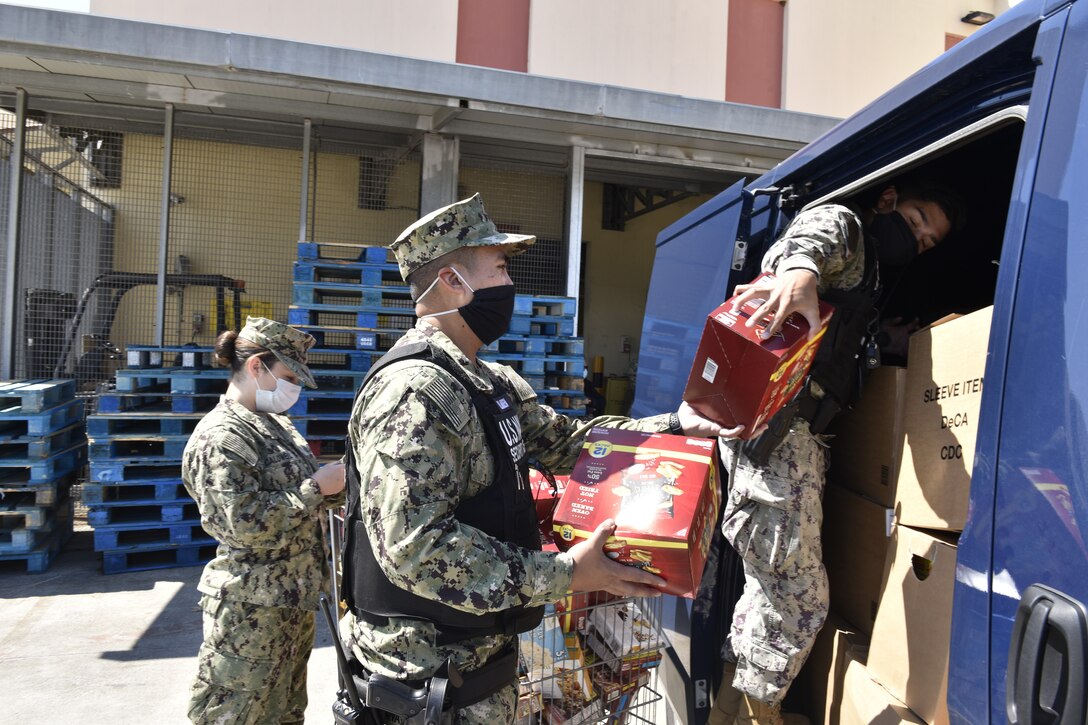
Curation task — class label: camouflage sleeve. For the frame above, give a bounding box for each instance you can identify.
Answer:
[495,366,671,473]
[186,430,325,549]
[760,204,866,293]
[351,362,575,612]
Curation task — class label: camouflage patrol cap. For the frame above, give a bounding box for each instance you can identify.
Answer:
[237,316,318,389]
[390,193,535,281]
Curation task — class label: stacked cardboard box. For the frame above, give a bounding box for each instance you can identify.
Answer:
[811,306,993,724]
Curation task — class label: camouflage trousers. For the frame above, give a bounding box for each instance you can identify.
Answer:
[718,420,830,707]
[189,594,316,725]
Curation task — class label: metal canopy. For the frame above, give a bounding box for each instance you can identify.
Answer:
[0,4,838,187]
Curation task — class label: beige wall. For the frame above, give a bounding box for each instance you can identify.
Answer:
[581,182,711,380]
[89,0,457,62]
[528,0,728,100]
[783,0,1000,117]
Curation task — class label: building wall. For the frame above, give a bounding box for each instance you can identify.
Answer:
[527,0,728,101]
[89,0,458,62]
[581,182,711,380]
[89,0,1017,117]
[782,0,1001,117]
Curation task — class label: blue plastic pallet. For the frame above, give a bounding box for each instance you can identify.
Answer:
[291,417,350,439]
[0,421,84,460]
[480,354,584,376]
[297,242,392,264]
[508,316,575,337]
[288,390,356,417]
[0,498,72,554]
[291,282,412,308]
[287,306,416,330]
[0,471,77,507]
[86,412,202,438]
[96,391,219,414]
[89,459,183,484]
[513,295,577,317]
[307,348,380,373]
[101,539,217,575]
[0,399,83,438]
[80,478,187,505]
[0,517,72,573]
[355,329,407,351]
[485,335,585,357]
[0,444,86,485]
[125,346,212,370]
[87,498,198,527]
[114,369,229,394]
[293,260,402,285]
[93,518,207,550]
[87,434,190,461]
[0,489,70,528]
[0,379,77,414]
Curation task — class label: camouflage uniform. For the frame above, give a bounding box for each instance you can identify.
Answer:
[717,204,866,707]
[184,318,343,724]
[342,194,673,724]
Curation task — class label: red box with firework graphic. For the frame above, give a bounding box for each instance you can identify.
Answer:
[682,272,834,439]
[551,428,720,598]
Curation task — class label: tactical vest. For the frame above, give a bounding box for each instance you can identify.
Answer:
[342,340,544,645]
[801,221,881,433]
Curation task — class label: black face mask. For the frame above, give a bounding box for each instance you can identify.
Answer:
[418,267,516,345]
[869,211,918,268]
[457,283,516,345]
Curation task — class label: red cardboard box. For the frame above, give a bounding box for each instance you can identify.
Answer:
[552,428,720,597]
[683,273,834,438]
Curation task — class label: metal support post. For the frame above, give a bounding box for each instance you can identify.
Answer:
[420,132,459,215]
[1,88,27,380]
[566,145,586,327]
[299,118,312,243]
[154,104,175,347]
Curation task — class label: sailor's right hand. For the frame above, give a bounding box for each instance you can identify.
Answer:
[569,519,666,597]
[731,268,822,341]
[313,461,346,496]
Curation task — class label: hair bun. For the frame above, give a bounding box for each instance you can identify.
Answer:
[213,330,239,368]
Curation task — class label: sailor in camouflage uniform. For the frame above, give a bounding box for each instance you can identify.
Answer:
[184,317,347,725]
[339,194,741,724]
[709,182,963,724]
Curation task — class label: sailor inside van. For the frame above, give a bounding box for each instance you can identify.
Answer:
[708,175,966,725]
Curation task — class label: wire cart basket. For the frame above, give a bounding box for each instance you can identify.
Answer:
[326,507,672,724]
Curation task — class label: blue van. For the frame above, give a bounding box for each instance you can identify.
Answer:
[634,0,1088,722]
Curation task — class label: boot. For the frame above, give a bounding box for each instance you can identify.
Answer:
[708,663,742,725]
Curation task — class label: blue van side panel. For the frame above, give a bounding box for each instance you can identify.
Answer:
[946,8,1073,723]
[631,180,746,418]
[984,2,1088,721]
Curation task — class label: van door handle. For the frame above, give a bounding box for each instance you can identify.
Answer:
[1006,584,1088,724]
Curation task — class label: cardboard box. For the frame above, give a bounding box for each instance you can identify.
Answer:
[828,366,907,507]
[531,468,569,526]
[804,614,865,725]
[683,273,834,438]
[868,525,957,725]
[839,649,925,725]
[519,609,595,701]
[552,428,720,597]
[896,307,992,531]
[822,484,893,635]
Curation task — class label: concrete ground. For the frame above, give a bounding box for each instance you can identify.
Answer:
[0,527,339,724]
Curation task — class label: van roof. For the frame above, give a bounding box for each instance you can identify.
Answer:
[758,0,1061,197]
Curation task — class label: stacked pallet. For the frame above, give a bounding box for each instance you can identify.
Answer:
[0,379,86,573]
[84,348,219,574]
[287,241,588,421]
[480,296,588,417]
[287,242,393,458]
